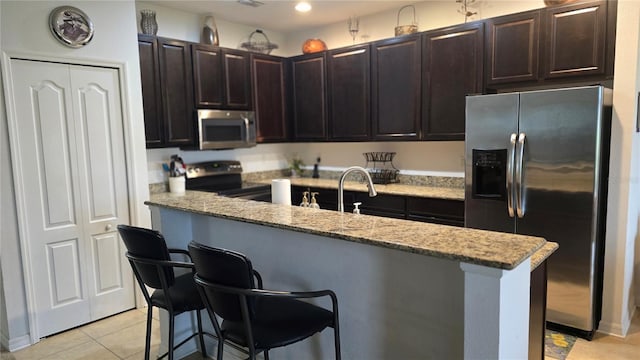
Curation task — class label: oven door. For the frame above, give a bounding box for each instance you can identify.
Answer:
[198,110,256,150]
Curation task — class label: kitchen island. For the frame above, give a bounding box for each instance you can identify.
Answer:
[146,191,556,359]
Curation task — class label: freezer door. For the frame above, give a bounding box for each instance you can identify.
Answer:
[518,86,605,332]
[465,93,519,233]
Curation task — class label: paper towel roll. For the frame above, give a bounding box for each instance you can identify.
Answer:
[271,179,292,205]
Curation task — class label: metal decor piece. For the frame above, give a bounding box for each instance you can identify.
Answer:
[395,5,418,36]
[49,6,94,48]
[240,29,278,54]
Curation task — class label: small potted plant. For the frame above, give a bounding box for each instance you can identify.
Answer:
[288,155,305,177]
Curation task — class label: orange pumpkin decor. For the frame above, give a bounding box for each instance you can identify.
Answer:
[302,39,327,54]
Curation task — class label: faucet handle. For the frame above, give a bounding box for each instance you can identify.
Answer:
[353,202,362,214]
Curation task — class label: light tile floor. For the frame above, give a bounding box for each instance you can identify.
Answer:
[2,308,639,359]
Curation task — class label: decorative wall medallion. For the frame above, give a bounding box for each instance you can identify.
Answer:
[49,6,94,48]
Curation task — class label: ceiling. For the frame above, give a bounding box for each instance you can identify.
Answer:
[144,0,418,32]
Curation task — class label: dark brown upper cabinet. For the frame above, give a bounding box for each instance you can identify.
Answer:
[371,35,421,141]
[138,34,163,148]
[486,10,541,85]
[191,46,251,110]
[139,36,194,148]
[542,0,607,79]
[251,53,288,142]
[223,49,252,109]
[191,44,224,108]
[290,53,328,141]
[422,22,484,141]
[327,45,371,141]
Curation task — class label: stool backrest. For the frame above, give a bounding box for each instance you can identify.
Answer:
[117,224,174,289]
[188,242,256,322]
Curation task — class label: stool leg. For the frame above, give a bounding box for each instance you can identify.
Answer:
[144,306,153,360]
[263,349,270,360]
[196,310,207,357]
[168,313,175,360]
[216,336,224,360]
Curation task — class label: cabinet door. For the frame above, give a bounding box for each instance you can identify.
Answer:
[407,197,464,227]
[251,54,288,142]
[371,35,421,140]
[422,22,484,140]
[355,192,406,219]
[222,49,251,109]
[138,35,164,147]
[191,44,224,108]
[486,10,541,85]
[327,45,371,141]
[157,37,194,147]
[291,53,328,141]
[542,0,607,79]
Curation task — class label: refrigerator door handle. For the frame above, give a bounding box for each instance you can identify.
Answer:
[516,132,526,218]
[507,133,517,217]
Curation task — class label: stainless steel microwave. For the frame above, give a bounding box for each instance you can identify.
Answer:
[197,110,256,150]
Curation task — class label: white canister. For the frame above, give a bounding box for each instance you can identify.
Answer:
[169,176,186,194]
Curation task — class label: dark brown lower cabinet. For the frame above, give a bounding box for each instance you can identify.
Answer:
[291,186,464,226]
[407,197,465,227]
[354,192,406,219]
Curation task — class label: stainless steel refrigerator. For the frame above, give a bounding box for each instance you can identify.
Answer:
[464,85,612,339]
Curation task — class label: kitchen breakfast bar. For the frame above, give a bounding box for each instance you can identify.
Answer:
[146,191,557,359]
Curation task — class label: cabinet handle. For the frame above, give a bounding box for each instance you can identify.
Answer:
[105,224,113,231]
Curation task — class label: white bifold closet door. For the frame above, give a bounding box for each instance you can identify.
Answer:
[9,59,134,337]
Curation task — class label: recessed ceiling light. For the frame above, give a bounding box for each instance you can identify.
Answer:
[295,2,312,13]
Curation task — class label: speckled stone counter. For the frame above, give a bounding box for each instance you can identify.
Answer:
[256,177,465,201]
[530,242,559,271]
[146,191,550,270]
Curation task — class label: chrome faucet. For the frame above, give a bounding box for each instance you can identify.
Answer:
[338,166,377,212]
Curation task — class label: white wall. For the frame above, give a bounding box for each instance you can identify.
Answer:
[283,1,544,55]
[136,1,287,56]
[0,0,150,349]
[147,141,465,183]
[600,0,640,336]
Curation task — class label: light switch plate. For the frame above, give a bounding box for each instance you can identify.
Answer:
[637,92,640,133]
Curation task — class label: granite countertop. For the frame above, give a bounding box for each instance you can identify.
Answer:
[530,242,559,271]
[257,178,465,201]
[147,191,554,271]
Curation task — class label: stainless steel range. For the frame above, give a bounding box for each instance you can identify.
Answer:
[185,160,271,202]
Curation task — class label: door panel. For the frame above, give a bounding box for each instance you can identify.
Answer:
[92,233,124,293]
[518,86,602,331]
[70,66,134,320]
[464,93,519,233]
[75,81,118,220]
[11,60,91,336]
[35,81,77,227]
[47,239,83,305]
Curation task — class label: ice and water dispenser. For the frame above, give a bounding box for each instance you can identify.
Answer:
[471,149,507,201]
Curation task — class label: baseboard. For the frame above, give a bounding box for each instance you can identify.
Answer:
[598,307,636,337]
[1,333,31,352]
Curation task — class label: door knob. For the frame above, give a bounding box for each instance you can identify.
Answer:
[105,224,113,231]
